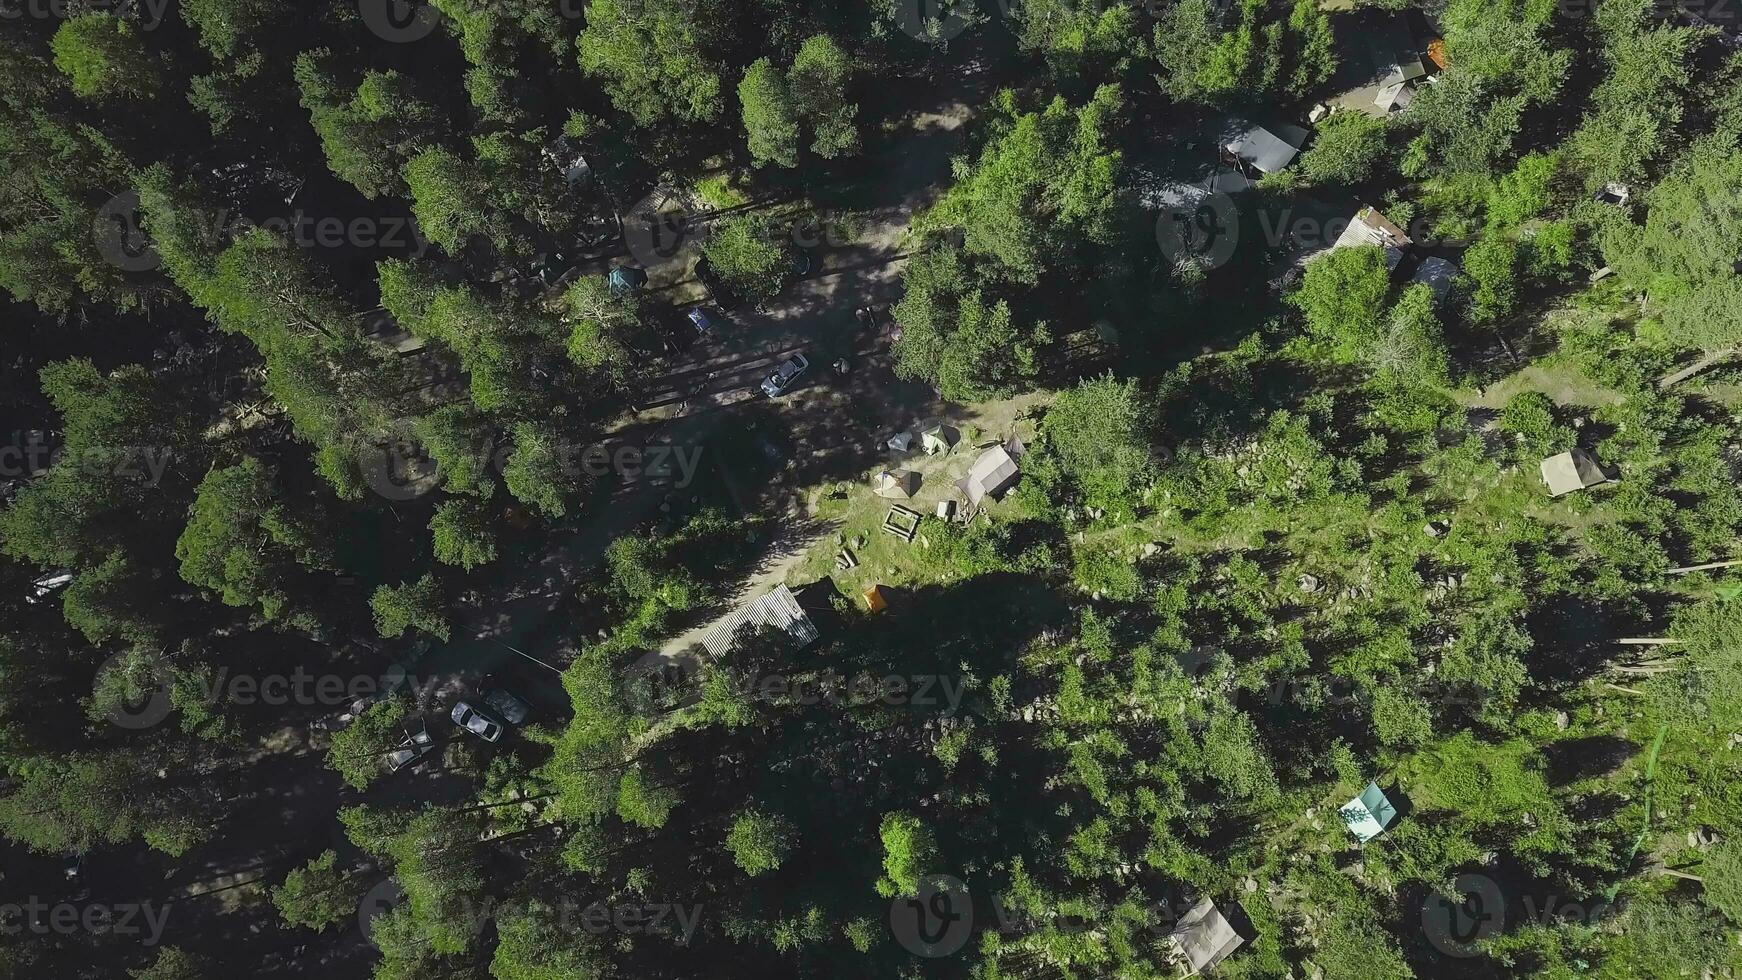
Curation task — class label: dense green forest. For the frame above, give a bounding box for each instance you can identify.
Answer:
[4,0,1742,977]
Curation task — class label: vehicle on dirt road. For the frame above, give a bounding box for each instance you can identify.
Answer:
[760,353,810,398]
[451,700,507,742]
[482,689,531,725]
[385,721,437,772]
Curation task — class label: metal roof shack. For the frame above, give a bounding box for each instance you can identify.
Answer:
[691,585,819,659]
[1221,118,1306,174]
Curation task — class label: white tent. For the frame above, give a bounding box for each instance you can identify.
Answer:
[1540,449,1607,497]
[1168,898,1245,975]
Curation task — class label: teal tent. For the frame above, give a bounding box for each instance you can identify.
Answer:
[1339,782,1398,843]
[609,266,647,294]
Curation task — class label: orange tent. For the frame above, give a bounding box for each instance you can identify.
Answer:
[1426,39,1449,72]
[863,585,889,613]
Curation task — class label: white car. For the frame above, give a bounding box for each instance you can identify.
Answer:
[451,700,506,742]
[760,353,810,397]
[25,571,72,604]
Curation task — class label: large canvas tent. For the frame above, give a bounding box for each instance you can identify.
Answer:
[956,444,1021,506]
[1540,449,1607,497]
[1221,118,1306,174]
[1167,898,1245,975]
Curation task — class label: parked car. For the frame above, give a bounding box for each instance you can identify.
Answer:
[385,721,436,772]
[451,700,506,742]
[25,570,72,604]
[760,353,810,397]
[482,689,531,725]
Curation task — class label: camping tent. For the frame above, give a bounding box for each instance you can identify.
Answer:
[874,470,921,498]
[608,266,647,293]
[863,585,889,612]
[1540,449,1607,497]
[1222,118,1306,174]
[887,431,916,453]
[921,424,955,455]
[1167,898,1245,975]
[955,445,1020,506]
[1339,782,1399,842]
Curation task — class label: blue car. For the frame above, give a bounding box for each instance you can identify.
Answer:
[687,307,716,334]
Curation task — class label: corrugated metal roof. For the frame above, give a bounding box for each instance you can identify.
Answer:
[690,585,819,659]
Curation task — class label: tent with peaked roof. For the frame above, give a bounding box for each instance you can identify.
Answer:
[608,266,647,293]
[863,584,889,612]
[1540,449,1607,497]
[1222,118,1306,174]
[874,470,921,498]
[921,424,955,455]
[1167,898,1245,975]
[1339,782,1398,842]
[955,445,1020,506]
